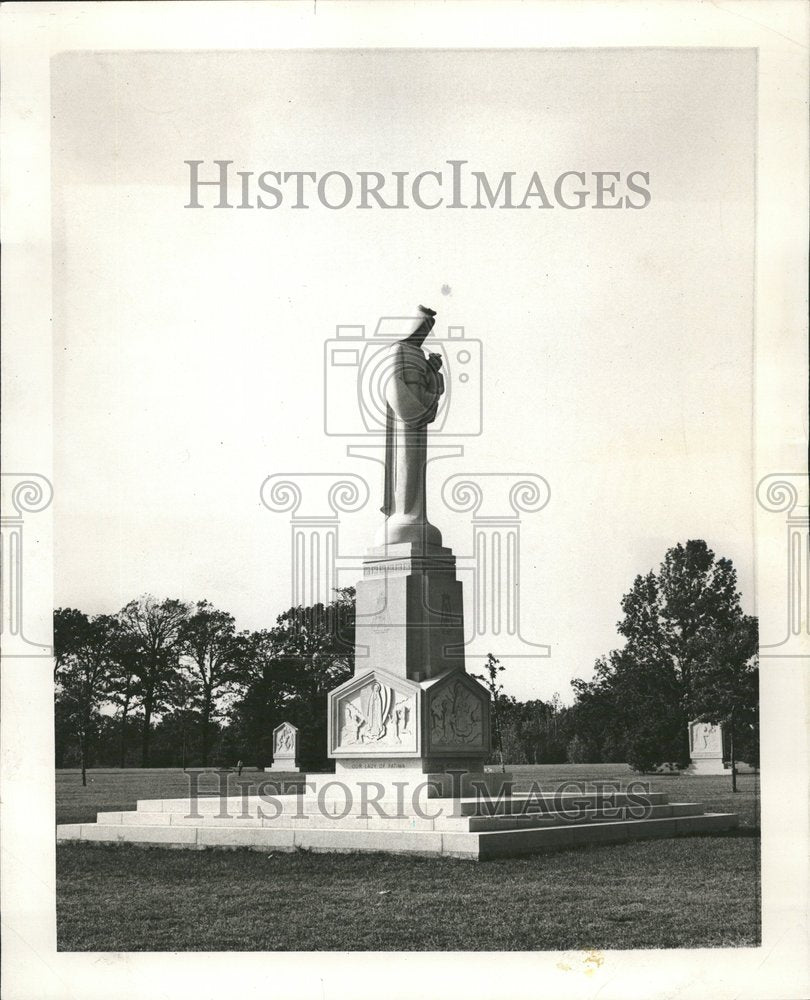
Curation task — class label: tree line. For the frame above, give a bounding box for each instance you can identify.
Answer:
[54,590,355,783]
[55,539,758,784]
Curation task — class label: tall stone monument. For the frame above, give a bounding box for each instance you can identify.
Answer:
[319,305,498,801]
[57,303,741,856]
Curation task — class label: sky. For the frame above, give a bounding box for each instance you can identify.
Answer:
[51,48,756,702]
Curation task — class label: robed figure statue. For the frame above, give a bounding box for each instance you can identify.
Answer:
[377,305,445,548]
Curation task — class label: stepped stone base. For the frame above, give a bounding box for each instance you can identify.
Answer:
[57,780,739,861]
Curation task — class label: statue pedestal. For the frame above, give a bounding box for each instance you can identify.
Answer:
[266,759,301,773]
[327,666,492,767]
[307,761,511,811]
[353,542,465,682]
[328,542,493,784]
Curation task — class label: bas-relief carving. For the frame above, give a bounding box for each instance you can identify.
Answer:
[689,721,722,755]
[429,679,484,748]
[339,678,416,749]
[274,723,296,755]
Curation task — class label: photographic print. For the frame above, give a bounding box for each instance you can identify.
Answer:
[1,4,807,1000]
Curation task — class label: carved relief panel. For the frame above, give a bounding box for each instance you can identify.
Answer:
[424,671,490,755]
[330,670,420,757]
[272,721,298,760]
[274,722,297,756]
[689,721,723,757]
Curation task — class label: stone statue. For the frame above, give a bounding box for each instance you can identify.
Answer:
[378,305,445,547]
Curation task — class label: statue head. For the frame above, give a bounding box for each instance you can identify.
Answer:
[402,305,436,347]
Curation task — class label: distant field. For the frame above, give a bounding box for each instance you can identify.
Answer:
[55,762,759,951]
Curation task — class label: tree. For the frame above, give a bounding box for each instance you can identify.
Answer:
[228,588,355,769]
[53,607,88,681]
[473,653,506,771]
[228,629,294,768]
[618,540,744,722]
[496,695,525,764]
[571,540,755,771]
[570,649,682,769]
[178,601,241,766]
[691,615,759,790]
[569,674,612,763]
[518,695,572,764]
[105,628,144,768]
[118,595,189,766]
[53,609,118,785]
[566,734,590,764]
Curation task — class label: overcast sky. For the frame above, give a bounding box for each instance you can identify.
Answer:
[51,48,756,701]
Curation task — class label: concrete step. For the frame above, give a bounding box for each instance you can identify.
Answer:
[469,812,739,860]
[131,789,672,819]
[457,791,671,816]
[92,800,704,833]
[439,802,704,832]
[56,809,737,859]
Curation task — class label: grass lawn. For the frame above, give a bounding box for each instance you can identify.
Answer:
[56,765,760,951]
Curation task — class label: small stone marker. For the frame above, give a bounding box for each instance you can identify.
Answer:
[267,721,300,772]
[686,720,726,774]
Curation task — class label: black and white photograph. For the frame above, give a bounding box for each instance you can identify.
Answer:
[1,3,807,999]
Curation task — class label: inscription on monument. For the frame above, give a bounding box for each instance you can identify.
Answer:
[341,760,413,769]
